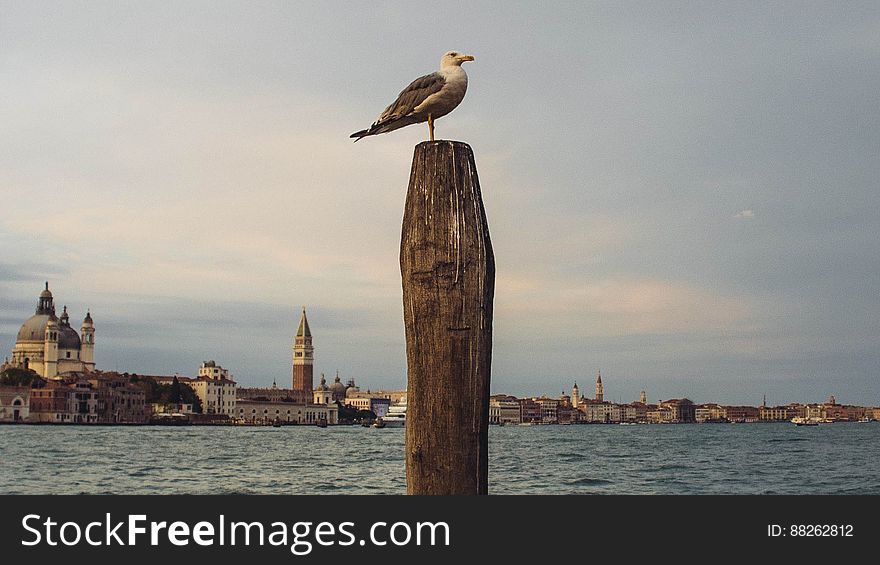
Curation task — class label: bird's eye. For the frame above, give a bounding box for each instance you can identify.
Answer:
[449,52,457,57]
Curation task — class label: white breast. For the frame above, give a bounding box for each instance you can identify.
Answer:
[414,66,469,117]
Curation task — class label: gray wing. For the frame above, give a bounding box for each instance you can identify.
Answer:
[350,72,446,140]
[375,72,445,125]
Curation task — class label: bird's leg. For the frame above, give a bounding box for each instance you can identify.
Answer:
[428,114,434,142]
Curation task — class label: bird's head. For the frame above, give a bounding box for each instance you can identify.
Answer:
[441,51,475,68]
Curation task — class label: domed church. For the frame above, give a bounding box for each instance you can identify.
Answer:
[7,283,95,379]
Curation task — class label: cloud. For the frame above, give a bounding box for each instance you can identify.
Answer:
[733,209,755,219]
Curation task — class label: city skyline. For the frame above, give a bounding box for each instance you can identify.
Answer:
[2,3,879,405]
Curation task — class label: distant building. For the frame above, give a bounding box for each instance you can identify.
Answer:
[571,383,580,409]
[193,361,237,417]
[340,375,390,417]
[154,363,237,418]
[696,403,727,423]
[87,372,148,423]
[29,378,99,423]
[236,398,337,425]
[595,370,604,402]
[6,283,95,379]
[759,404,799,422]
[647,405,674,423]
[582,399,614,423]
[534,397,559,424]
[344,396,391,418]
[346,388,407,404]
[520,398,541,423]
[152,402,194,415]
[0,385,30,422]
[237,381,311,404]
[660,399,696,423]
[489,395,522,424]
[629,402,652,423]
[722,405,759,423]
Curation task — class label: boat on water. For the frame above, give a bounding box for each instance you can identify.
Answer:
[374,401,406,428]
[791,416,819,426]
[858,416,872,423]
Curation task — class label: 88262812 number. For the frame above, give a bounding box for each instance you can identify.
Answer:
[790,524,853,537]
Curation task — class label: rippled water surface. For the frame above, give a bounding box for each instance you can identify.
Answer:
[1,423,878,494]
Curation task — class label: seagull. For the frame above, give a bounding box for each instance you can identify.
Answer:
[350,51,475,142]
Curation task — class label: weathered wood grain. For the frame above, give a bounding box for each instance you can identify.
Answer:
[400,140,495,495]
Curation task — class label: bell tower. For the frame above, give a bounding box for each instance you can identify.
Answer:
[292,307,314,394]
[44,313,59,379]
[81,310,95,371]
[595,370,604,402]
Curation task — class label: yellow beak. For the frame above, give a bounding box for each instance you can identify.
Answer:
[459,55,475,62]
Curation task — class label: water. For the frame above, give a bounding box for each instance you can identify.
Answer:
[1,423,878,494]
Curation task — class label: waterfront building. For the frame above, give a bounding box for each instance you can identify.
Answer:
[595,370,604,402]
[151,402,194,415]
[6,283,96,379]
[340,378,390,417]
[489,395,522,424]
[155,364,237,417]
[24,371,147,424]
[696,403,727,423]
[236,397,338,425]
[533,396,559,424]
[805,403,825,421]
[723,405,759,423]
[346,388,408,404]
[759,405,799,422]
[629,401,652,423]
[87,372,148,423]
[581,399,615,423]
[0,385,30,422]
[519,398,541,423]
[613,403,637,423]
[658,399,696,423]
[571,382,579,409]
[647,405,675,423]
[344,396,390,418]
[192,361,236,417]
[237,380,311,404]
[557,391,576,424]
[28,378,99,423]
[824,402,866,422]
[292,307,314,394]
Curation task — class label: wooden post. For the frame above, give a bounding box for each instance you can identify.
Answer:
[400,140,495,495]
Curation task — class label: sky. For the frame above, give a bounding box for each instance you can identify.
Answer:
[1,1,878,405]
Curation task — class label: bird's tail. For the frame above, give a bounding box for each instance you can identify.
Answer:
[350,128,371,142]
